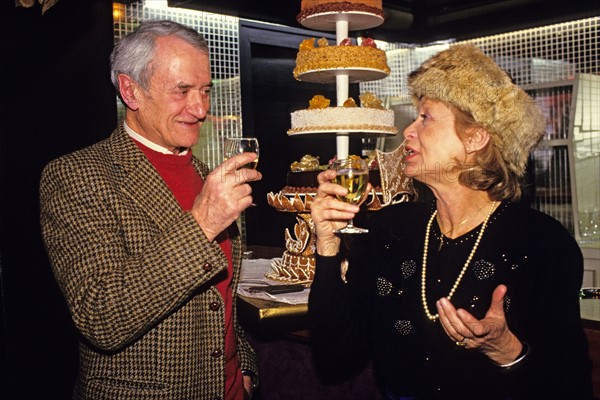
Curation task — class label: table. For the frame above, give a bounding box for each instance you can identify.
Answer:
[581,298,600,399]
[236,257,383,399]
[237,258,309,336]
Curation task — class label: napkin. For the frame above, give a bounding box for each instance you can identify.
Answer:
[238,258,310,305]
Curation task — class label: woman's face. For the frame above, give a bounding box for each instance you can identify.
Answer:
[402,98,467,185]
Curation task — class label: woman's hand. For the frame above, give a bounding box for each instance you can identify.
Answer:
[310,169,363,256]
[436,284,523,365]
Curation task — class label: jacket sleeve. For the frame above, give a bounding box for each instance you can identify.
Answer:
[235,319,258,376]
[508,214,593,399]
[308,248,373,373]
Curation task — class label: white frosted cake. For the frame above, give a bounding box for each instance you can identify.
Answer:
[289,107,396,134]
[288,93,397,135]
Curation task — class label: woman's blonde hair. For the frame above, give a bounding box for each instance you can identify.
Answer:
[451,105,522,201]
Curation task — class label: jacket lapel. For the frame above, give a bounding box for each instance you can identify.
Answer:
[109,124,242,263]
[110,124,183,231]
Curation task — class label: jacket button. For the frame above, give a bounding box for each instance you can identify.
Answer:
[211,349,223,358]
[209,302,220,311]
[202,263,212,272]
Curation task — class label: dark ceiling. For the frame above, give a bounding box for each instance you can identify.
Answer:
[168,0,599,44]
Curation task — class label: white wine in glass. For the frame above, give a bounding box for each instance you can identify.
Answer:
[223,137,259,206]
[332,158,369,234]
[223,137,259,169]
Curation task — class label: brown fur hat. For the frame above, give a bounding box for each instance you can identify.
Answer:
[408,44,545,177]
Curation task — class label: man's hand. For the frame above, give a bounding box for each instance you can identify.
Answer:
[191,152,261,241]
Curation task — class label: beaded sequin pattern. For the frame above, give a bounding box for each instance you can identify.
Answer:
[377,277,393,296]
[395,320,413,336]
[472,260,495,280]
[401,260,416,278]
[468,295,480,311]
[504,295,512,312]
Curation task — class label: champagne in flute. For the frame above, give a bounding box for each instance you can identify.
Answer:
[332,158,369,234]
[334,170,368,205]
[223,137,259,169]
[223,137,259,206]
[241,158,259,170]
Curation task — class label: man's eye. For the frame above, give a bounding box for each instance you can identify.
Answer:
[172,90,188,98]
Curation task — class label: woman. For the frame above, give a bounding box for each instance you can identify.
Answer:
[309,44,592,399]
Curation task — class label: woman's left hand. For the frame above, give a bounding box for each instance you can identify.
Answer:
[436,284,523,365]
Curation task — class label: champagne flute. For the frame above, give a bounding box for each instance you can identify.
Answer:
[223,137,259,169]
[223,137,259,206]
[332,158,369,234]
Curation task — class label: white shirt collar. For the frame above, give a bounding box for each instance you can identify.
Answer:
[123,121,189,156]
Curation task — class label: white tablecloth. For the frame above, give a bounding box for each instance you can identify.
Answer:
[237,258,310,305]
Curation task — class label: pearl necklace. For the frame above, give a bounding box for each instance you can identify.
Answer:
[421,201,497,321]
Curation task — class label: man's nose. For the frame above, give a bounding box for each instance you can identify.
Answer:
[187,91,209,118]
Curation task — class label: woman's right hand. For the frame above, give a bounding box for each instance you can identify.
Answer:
[310,169,361,256]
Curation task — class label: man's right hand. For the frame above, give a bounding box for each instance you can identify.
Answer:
[191,152,261,241]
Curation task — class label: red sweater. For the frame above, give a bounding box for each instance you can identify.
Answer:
[136,142,243,400]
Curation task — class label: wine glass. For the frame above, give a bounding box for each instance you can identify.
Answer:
[223,137,259,169]
[223,137,259,206]
[331,158,369,234]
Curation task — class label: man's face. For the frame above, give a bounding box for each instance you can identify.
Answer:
[129,35,212,152]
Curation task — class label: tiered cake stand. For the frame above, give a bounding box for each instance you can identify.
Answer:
[266,8,394,284]
[294,11,391,159]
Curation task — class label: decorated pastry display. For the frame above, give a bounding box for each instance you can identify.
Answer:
[263,0,413,285]
[297,0,384,21]
[293,37,390,82]
[268,153,412,213]
[288,93,397,135]
[265,213,316,284]
[297,0,384,31]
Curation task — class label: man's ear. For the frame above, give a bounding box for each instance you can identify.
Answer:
[117,74,141,111]
[466,127,491,153]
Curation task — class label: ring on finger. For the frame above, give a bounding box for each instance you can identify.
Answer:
[455,337,468,347]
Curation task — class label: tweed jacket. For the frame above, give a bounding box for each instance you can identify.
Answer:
[40,123,258,400]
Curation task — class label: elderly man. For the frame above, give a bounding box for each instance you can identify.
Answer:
[40,20,260,400]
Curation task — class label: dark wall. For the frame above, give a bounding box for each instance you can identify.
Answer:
[239,21,362,248]
[2,1,117,398]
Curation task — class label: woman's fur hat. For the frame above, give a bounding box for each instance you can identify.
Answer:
[408,44,545,177]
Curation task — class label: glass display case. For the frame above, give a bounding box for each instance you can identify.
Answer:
[525,74,600,285]
[525,74,600,248]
